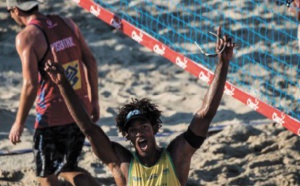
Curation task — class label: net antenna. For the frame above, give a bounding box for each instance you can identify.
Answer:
[194,31,226,58]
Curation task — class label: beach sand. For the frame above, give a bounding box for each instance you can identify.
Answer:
[0,0,299,185]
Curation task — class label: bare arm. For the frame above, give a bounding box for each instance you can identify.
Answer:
[167,26,236,185]
[58,79,129,183]
[9,31,39,144]
[188,26,235,138]
[190,58,229,136]
[189,27,236,138]
[44,49,131,183]
[56,70,130,184]
[57,79,114,161]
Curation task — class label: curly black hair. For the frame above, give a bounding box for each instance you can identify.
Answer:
[116,98,162,138]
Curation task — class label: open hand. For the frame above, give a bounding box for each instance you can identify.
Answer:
[44,48,67,85]
[216,26,237,63]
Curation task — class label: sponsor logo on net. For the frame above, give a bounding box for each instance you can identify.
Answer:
[90,5,101,17]
[272,112,285,126]
[247,98,259,110]
[132,31,143,43]
[175,56,187,69]
[198,71,210,84]
[153,44,166,55]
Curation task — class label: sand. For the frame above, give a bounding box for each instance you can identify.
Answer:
[0,0,299,185]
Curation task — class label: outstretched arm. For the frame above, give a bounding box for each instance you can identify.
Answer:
[189,30,235,137]
[168,26,236,184]
[44,48,129,170]
[190,26,235,137]
[58,78,108,156]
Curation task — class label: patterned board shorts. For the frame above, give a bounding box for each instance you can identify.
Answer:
[33,123,85,177]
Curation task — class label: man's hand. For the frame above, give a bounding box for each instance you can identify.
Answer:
[216,26,236,63]
[9,122,24,145]
[44,48,67,85]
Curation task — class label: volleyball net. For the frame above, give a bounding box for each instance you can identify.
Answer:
[73,0,300,135]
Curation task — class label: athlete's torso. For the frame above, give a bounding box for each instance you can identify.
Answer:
[128,148,181,186]
[29,15,91,129]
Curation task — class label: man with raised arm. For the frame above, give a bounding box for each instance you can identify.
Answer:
[7,0,100,185]
[45,26,236,185]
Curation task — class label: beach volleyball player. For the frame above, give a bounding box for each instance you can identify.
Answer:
[44,26,236,185]
[6,0,100,185]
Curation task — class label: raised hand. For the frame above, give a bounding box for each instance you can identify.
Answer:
[44,48,67,85]
[216,26,237,63]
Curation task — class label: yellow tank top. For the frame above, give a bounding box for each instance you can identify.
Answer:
[128,148,181,186]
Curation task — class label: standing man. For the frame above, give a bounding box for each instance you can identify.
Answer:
[7,0,100,185]
[45,26,236,185]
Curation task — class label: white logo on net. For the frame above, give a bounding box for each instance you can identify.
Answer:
[272,112,285,126]
[198,71,210,84]
[90,5,101,17]
[153,44,166,55]
[175,57,187,69]
[132,31,143,43]
[247,98,259,110]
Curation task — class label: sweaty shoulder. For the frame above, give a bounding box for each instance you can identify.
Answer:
[16,25,45,49]
[16,25,47,61]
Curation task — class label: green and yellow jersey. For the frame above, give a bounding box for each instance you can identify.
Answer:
[128,148,181,186]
